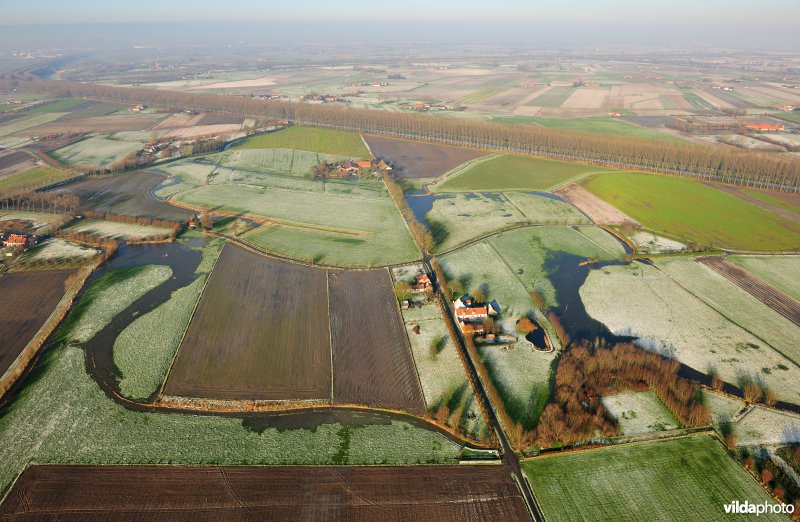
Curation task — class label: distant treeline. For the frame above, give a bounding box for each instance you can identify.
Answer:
[3,76,799,191]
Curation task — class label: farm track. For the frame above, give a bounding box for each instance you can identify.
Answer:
[699,256,800,327]
[0,464,530,520]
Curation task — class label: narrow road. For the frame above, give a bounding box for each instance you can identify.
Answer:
[423,257,544,522]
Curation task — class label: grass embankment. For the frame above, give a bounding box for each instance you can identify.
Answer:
[583,172,800,251]
[523,436,785,521]
[434,153,607,192]
[0,166,73,191]
[528,116,681,142]
[231,125,370,158]
[113,238,225,400]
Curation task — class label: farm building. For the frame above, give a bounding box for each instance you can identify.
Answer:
[410,272,432,293]
[454,294,475,309]
[3,234,30,248]
[745,123,785,132]
[455,307,489,320]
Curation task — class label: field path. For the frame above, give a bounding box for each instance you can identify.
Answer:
[699,256,800,327]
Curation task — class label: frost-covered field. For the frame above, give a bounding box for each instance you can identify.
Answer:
[151,159,217,197]
[735,406,800,446]
[220,148,350,176]
[701,390,745,425]
[65,219,173,240]
[427,192,588,252]
[53,132,150,167]
[57,265,173,345]
[21,239,100,262]
[729,255,800,303]
[401,304,488,440]
[601,390,679,435]
[0,211,64,230]
[656,257,800,366]
[580,262,800,403]
[630,231,685,254]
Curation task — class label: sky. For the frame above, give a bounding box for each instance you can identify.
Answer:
[0,0,798,49]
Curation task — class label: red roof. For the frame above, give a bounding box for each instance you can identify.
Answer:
[456,307,488,318]
[462,323,485,335]
[6,234,28,244]
[416,273,431,285]
[356,160,372,168]
[746,123,784,131]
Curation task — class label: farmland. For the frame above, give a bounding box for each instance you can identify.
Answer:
[554,183,638,225]
[424,192,589,252]
[601,391,680,435]
[734,406,800,446]
[0,165,72,191]
[175,179,419,266]
[19,239,99,264]
[582,172,800,251]
[52,132,150,167]
[49,172,193,220]
[433,153,610,192]
[401,303,490,440]
[329,269,426,415]
[728,255,800,303]
[114,240,225,401]
[523,436,784,521]
[0,270,75,378]
[221,147,350,176]
[529,116,679,141]
[364,134,485,178]
[63,219,173,241]
[580,261,800,403]
[232,125,370,158]
[164,244,332,401]
[0,464,529,520]
[18,114,163,135]
[0,150,37,179]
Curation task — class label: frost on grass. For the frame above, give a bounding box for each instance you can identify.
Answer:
[656,257,800,366]
[729,255,800,303]
[402,305,489,440]
[629,231,685,254]
[64,219,172,240]
[57,265,172,345]
[701,390,745,425]
[580,262,800,404]
[20,238,100,262]
[601,390,680,435]
[734,406,800,446]
[0,344,462,494]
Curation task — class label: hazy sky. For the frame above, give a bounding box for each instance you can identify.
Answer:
[0,0,798,49]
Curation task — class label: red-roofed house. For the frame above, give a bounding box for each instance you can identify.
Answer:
[746,123,785,132]
[455,307,488,320]
[4,234,29,248]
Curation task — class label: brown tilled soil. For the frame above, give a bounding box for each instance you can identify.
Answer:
[25,134,86,153]
[699,256,800,327]
[197,112,246,126]
[329,269,425,415]
[47,172,192,220]
[0,465,529,521]
[163,244,332,401]
[0,270,75,377]
[364,135,485,179]
[0,150,37,179]
[554,183,638,225]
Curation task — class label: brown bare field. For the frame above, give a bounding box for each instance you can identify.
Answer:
[197,112,246,126]
[152,113,204,129]
[16,114,163,135]
[329,269,425,414]
[190,76,278,90]
[164,244,332,401]
[47,172,192,220]
[561,89,610,109]
[0,465,529,520]
[699,256,800,327]
[554,183,638,225]
[364,135,485,179]
[0,270,74,378]
[0,150,37,179]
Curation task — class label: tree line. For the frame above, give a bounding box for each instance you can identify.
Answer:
[0,189,80,214]
[4,76,799,191]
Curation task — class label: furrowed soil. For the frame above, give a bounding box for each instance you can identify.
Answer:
[0,270,75,377]
[0,464,529,520]
[163,244,332,401]
[329,270,426,415]
[363,135,485,178]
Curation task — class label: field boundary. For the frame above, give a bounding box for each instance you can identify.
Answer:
[155,239,227,401]
[0,268,91,398]
[427,153,501,192]
[390,267,429,412]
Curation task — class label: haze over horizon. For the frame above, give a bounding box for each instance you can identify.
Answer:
[0,0,798,51]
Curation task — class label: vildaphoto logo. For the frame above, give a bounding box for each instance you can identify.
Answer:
[723,500,795,516]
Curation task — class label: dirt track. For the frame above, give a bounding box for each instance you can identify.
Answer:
[554,183,637,225]
[0,464,530,520]
[700,256,800,327]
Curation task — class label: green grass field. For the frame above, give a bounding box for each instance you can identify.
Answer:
[523,436,784,521]
[529,117,680,141]
[526,86,574,107]
[433,154,608,192]
[0,166,73,191]
[583,172,800,251]
[742,189,800,217]
[26,99,85,113]
[457,88,506,105]
[774,111,800,124]
[58,102,128,121]
[231,125,370,158]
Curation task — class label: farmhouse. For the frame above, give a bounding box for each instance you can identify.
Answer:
[455,307,488,320]
[3,234,29,248]
[410,272,432,293]
[746,123,785,132]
